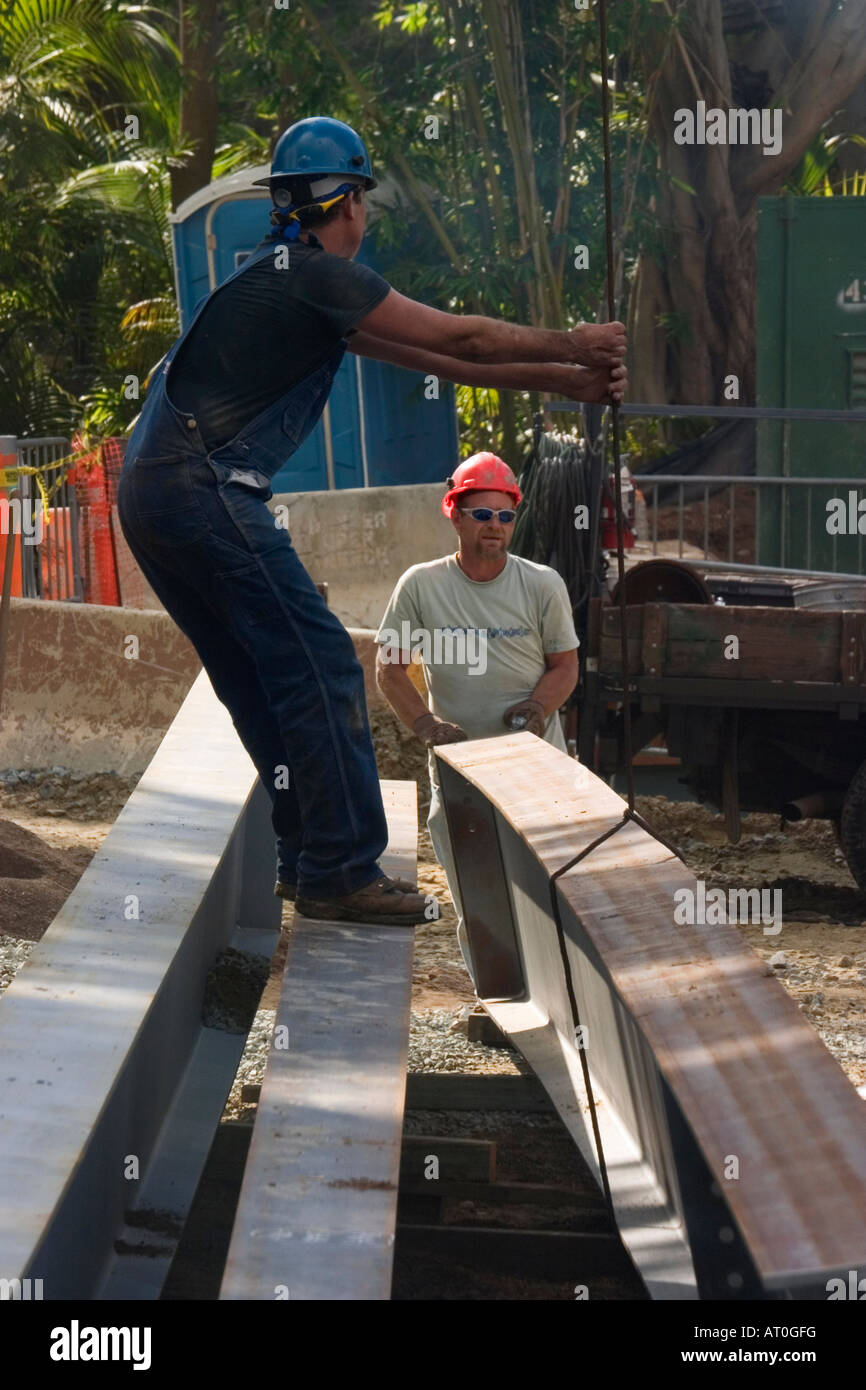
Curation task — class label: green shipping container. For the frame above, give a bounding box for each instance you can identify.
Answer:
[757,195,866,573]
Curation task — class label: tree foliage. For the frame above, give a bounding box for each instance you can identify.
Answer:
[1,0,865,453]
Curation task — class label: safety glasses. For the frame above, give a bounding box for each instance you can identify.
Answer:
[459,507,517,523]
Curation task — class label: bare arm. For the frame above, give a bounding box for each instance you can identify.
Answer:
[358,288,626,368]
[376,646,430,731]
[349,329,568,389]
[348,330,628,402]
[379,642,578,730]
[531,649,579,716]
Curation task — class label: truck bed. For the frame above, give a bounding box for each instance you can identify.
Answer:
[591,600,866,715]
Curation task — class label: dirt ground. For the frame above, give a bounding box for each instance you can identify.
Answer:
[651,486,757,565]
[1,716,865,1084]
[635,794,866,1087]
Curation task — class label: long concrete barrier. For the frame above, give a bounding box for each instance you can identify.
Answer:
[0,598,393,774]
[0,598,200,774]
[436,733,866,1300]
[268,482,455,628]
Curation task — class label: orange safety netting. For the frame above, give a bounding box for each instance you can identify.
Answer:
[67,436,125,606]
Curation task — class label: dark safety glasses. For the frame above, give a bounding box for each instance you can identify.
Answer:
[459,507,517,523]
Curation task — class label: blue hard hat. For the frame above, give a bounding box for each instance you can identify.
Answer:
[253,116,377,190]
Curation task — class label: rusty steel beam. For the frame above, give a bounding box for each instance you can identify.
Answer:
[436,733,866,1300]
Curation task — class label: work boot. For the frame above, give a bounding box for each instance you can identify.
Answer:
[275,875,418,902]
[295,875,439,927]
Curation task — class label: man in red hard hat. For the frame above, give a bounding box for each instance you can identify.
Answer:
[375,452,580,981]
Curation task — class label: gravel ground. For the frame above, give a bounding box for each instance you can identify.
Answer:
[0,937,35,993]
[221,1003,522,1121]
[223,1007,276,1117]
[4,762,866,1094]
[406,1007,521,1074]
[0,766,140,819]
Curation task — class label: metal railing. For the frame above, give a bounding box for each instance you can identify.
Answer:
[13,437,84,602]
[637,473,866,579]
[544,398,866,580]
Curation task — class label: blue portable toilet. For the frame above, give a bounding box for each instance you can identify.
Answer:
[169,166,459,492]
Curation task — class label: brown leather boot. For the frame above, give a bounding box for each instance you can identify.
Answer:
[275,875,418,902]
[295,875,439,927]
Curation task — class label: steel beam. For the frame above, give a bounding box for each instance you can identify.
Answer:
[436,733,866,1299]
[220,781,417,1301]
[0,669,282,1299]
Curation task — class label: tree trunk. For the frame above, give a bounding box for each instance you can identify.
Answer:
[479,0,562,327]
[170,0,220,211]
[629,253,668,405]
[631,0,866,407]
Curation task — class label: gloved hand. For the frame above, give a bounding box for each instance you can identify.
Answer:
[503,698,546,737]
[413,712,468,746]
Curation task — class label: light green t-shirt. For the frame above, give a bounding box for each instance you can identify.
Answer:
[376,552,579,754]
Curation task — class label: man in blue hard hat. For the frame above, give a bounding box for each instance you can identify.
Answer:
[116,116,627,929]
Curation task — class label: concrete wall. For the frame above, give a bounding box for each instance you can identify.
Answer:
[5,476,449,768]
[117,482,456,628]
[272,482,455,627]
[0,599,395,775]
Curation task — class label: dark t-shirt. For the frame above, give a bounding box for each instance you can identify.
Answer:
[168,232,391,450]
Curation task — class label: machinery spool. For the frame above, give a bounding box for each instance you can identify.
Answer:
[612,558,713,606]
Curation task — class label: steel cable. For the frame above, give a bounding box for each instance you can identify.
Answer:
[536,0,641,1234]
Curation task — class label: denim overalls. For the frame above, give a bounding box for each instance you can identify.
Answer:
[116,238,389,899]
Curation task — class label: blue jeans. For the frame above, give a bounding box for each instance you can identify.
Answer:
[115,265,389,900]
[117,453,388,898]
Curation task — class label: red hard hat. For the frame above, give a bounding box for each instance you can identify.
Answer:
[441,453,522,518]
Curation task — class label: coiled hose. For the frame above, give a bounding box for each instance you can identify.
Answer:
[511,425,597,630]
